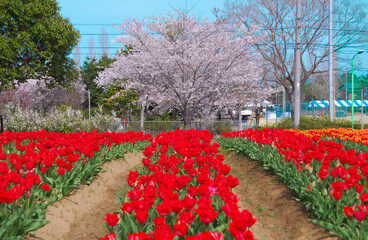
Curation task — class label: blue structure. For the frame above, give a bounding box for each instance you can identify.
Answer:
[307,100,368,108]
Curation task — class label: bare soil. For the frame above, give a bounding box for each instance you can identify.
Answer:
[26,152,143,240]
[224,151,340,240]
[25,150,341,240]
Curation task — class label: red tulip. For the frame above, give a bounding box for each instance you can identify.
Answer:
[41,184,51,191]
[121,202,134,214]
[135,210,149,224]
[103,213,119,227]
[99,233,116,240]
[356,184,364,193]
[56,168,65,176]
[343,206,354,217]
[173,222,189,237]
[330,189,343,201]
[171,199,184,213]
[128,232,152,240]
[354,211,367,221]
[183,196,196,211]
[360,193,368,203]
[156,202,171,217]
[187,186,198,198]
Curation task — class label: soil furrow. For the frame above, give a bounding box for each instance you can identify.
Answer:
[26,152,143,240]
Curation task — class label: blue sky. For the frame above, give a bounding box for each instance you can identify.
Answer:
[57,0,367,75]
[57,0,225,63]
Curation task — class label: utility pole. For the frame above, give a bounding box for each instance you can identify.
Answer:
[276,82,278,123]
[345,69,348,115]
[329,0,335,121]
[294,0,301,127]
[283,86,286,116]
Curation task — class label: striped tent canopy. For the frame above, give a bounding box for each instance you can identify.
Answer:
[307,100,368,108]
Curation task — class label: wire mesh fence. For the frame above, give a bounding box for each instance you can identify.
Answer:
[116,120,263,136]
[260,101,368,126]
[115,101,367,135]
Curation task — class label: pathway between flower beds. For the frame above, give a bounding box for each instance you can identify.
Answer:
[26,152,143,240]
[26,150,340,240]
[224,151,339,240]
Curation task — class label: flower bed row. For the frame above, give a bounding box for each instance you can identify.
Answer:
[0,130,152,239]
[289,128,368,145]
[99,129,257,240]
[221,128,368,240]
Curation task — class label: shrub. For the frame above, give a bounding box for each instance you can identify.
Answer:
[3,106,120,133]
[207,121,233,135]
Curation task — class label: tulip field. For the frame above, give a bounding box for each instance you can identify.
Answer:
[99,130,256,240]
[0,130,151,239]
[2,128,368,239]
[221,128,368,240]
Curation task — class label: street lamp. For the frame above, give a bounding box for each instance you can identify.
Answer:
[351,50,364,129]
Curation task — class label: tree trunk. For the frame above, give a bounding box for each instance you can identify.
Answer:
[229,109,237,121]
[140,103,145,131]
[238,106,243,131]
[183,107,192,130]
[183,116,191,130]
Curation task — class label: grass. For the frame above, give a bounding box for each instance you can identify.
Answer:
[238,173,245,180]
[257,204,263,212]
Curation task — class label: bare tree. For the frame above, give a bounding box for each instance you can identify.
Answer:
[99,27,110,56]
[88,36,95,59]
[73,41,81,69]
[217,0,368,110]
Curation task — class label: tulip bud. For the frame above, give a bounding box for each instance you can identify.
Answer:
[305,165,310,171]
[323,188,328,196]
[317,178,321,183]
[309,167,313,174]
[363,205,368,213]
[311,181,316,188]
[357,193,360,200]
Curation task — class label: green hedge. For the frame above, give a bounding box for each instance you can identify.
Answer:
[261,116,367,130]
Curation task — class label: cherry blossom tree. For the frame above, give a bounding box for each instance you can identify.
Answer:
[0,79,86,112]
[98,10,268,129]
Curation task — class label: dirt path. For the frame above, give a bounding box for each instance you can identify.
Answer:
[27,152,143,240]
[224,151,340,240]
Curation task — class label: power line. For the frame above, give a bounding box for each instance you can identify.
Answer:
[74,23,121,26]
[80,33,121,36]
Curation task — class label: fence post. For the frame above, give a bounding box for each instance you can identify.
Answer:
[0,115,3,133]
[362,89,364,129]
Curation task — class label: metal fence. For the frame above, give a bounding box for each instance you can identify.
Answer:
[262,101,367,126]
[115,101,368,135]
[116,120,259,136]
